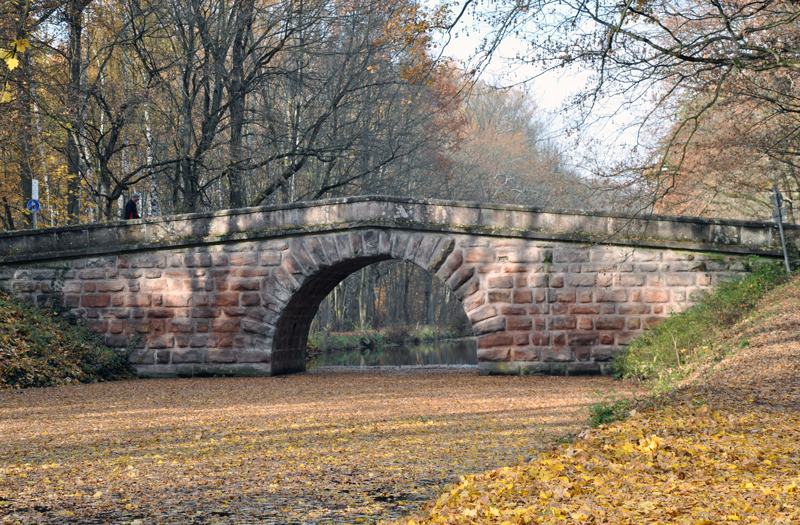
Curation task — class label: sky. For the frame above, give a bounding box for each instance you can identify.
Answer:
[428,14,641,173]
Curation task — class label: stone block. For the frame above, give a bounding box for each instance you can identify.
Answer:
[643,289,670,303]
[529,274,548,288]
[190,334,218,347]
[185,254,213,267]
[205,348,237,364]
[141,280,167,292]
[81,294,111,308]
[241,318,274,337]
[229,253,259,266]
[239,268,270,278]
[595,289,627,302]
[173,348,203,363]
[488,290,511,303]
[512,347,539,361]
[79,269,106,280]
[507,316,532,330]
[593,347,617,361]
[448,265,474,291]
[464,248,495,263]
[569,332,598,346]
[556,291,576,303]
[618,304,651,314]
[164,293,193,307]
[567,274,596,287]
[131,256,166,269]
[553,250,589,263]
[468,305,498,323]
[512,289,533,303]
[478,362,521,375]
[229,279,261,291]
[473,316,505,335]
[664,273,695,286]
[500,305,526,316]
[550,316,576,330]
[147,335,175,349]
[619,274,645,286]
[210,293,240,307]
[595,316,625,330]
[259,252,281,266]
[542,347,572,361]
[238,350,271,363]
[566,363,602,375]
[211,319,241,333]
[477,333,514,348]
[463,293,485,312]
[455,278,480,300]
[191,308,220,318]
[477,347,511,361]
[487,275,513,288]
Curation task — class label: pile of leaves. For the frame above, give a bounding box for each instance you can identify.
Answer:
[407,395,800,524]
[0,289,133,388]
[404,274,800,524]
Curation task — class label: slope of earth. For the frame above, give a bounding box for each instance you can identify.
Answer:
[0,368,636,524]
[406,276,800,525]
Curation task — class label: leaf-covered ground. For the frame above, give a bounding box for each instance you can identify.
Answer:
[0,368,633,524]
[405,277,800,525]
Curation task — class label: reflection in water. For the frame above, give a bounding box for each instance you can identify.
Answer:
[308,339,478,367]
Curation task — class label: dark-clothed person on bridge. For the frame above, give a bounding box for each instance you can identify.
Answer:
[125,193,141,220]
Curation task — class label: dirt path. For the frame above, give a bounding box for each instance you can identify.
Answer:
[0,368,635,524]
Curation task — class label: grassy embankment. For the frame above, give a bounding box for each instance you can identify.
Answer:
[0,289,133,389]
[403,259,800,525]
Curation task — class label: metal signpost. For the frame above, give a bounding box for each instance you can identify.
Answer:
[27,179,39,230]
[771,184,792,275]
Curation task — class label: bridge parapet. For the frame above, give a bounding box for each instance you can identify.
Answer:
[0,196,797,265]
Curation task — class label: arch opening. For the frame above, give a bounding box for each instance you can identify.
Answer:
[271,257,475,374]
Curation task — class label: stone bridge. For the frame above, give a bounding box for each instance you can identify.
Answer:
[0,196,797,377]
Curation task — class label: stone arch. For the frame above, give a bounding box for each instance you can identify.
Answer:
[264,229,462,374]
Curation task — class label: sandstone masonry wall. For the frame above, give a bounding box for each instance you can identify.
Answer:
[0,228,754,376]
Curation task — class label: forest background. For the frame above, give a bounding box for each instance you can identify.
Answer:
[1,0,798,336]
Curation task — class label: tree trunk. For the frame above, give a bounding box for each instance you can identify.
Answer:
[65,1,90,224]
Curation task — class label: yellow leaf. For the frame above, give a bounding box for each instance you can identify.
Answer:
[14,39,30,53]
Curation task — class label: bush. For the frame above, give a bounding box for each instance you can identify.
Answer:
[612,259,788,388]
[0,290,134,389]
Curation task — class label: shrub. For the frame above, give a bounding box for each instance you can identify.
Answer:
[0,290,134,389]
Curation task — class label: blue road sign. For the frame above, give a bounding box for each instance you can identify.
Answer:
[27,199,40,213]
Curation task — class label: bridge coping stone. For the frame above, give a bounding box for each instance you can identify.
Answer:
[0,196,797,265]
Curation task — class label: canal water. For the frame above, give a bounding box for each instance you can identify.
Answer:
[308,338,478,368]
